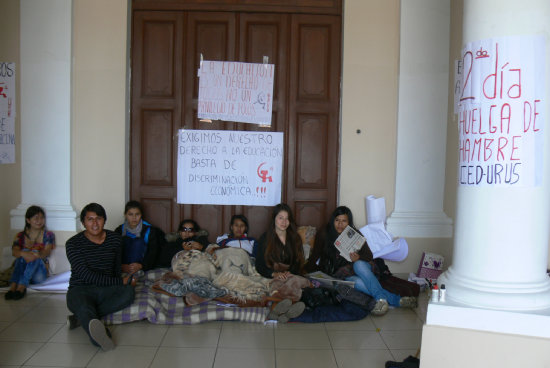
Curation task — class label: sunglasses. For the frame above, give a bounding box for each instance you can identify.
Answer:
[181,227,195,232]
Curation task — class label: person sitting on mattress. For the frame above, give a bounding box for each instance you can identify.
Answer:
[305,206,417,316]
[208,214,257,256]
[255,203,308,323]
[66,203,135,351]
[157,219,210,268]
[114,200,165,274]
[4,205,55,301]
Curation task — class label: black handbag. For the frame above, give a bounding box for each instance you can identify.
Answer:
[300,286,341,309]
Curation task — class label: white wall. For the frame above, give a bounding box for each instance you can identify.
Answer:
[0,0,455,274]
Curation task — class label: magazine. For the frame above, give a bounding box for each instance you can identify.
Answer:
[306,271,355,288]
[334,225,366,261]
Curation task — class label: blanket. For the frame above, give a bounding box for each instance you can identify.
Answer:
[103,268,269,325]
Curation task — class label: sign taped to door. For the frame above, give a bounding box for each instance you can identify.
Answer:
[177,129,283,206]
[197,60,275,125]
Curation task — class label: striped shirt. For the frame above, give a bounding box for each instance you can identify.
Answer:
[66,230,123,287]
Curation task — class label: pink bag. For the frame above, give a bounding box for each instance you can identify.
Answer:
[416,252,444,282]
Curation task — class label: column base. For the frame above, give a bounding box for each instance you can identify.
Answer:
[420,324,550,368]
[426,299,550,339]
[11,203,78,232]
[386,210,453,238]
[438,268,550,312]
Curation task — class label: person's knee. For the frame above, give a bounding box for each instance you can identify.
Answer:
[122,286,135,302]
[31,271,47,284]
[353,260,373,275]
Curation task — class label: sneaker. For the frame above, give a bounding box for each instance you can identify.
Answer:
[88,319,114,351]
[266,298,292,320]
[399,296,418,309]
[277,301,306,323]
[371,299,389,316]
[67,314,81,330]
[4,290,15,300]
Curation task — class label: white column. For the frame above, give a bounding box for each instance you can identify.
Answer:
[439,0,550,311]
[386,0,453,238]
[10,0,77,231]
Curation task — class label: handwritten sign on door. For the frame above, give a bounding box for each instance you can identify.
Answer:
[177,129,283,206]
[197,61,275,126]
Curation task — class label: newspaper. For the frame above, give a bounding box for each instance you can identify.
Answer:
[306,271,355,288]
[334,225,366,262]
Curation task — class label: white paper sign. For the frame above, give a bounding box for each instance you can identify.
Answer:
[177,129,283,206]
[198,61,274,125]
[0,62,16,164]
[457,36,544,187]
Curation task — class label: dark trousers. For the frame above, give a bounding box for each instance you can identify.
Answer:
[66,284,135,340]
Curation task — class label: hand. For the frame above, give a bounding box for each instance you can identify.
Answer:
[272,271,291,280]
[350,252,360,262]
[183,241,203,251]
[121,264,131,273]
[127,263,142,274]
[21,252,39,263]
[123,274,137,287]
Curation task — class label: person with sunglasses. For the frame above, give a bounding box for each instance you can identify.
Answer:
[157,219,210,267]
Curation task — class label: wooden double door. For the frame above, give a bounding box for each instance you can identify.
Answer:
[130,0,341,239]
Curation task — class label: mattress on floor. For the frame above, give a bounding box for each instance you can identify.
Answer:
[103,268,269,325]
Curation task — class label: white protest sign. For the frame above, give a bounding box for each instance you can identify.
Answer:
[457,36,544,186]
[177,129,283,206]
[197,61,274,125]
[0,62,16,164]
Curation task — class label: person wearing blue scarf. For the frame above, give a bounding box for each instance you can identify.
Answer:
[114,200,166,273]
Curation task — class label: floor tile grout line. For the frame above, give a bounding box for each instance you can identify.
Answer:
[210,322,223,368]
[324,321,342,368]
[145,322,171,368]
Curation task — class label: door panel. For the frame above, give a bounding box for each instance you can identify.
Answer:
[131,2,341,239]
[287,14,340,231]
[131,11,184,233]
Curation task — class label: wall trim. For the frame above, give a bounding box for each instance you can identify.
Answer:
[386,210,453,238]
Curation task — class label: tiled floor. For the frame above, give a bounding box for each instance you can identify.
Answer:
[0,288,428,368]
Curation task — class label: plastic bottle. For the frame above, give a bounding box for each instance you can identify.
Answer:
[439,284,446,302]
[431,284,439,302]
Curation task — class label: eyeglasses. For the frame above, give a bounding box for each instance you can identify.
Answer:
[181,227,195,232]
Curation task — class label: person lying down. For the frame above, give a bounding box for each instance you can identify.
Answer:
[152,247,307,322]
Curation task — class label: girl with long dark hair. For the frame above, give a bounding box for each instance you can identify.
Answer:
[255,203,305,279]
[306,206,417,315]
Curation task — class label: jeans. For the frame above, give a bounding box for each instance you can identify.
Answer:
[66,284,135,344]
[345,260,401,306]
[9,257,48,287]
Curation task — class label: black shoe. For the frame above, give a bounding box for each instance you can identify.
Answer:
[404,356,419,364]
[12,289,26,300]
[385,356,420,368]
[4,291,15,300]
[67,314,81,330]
